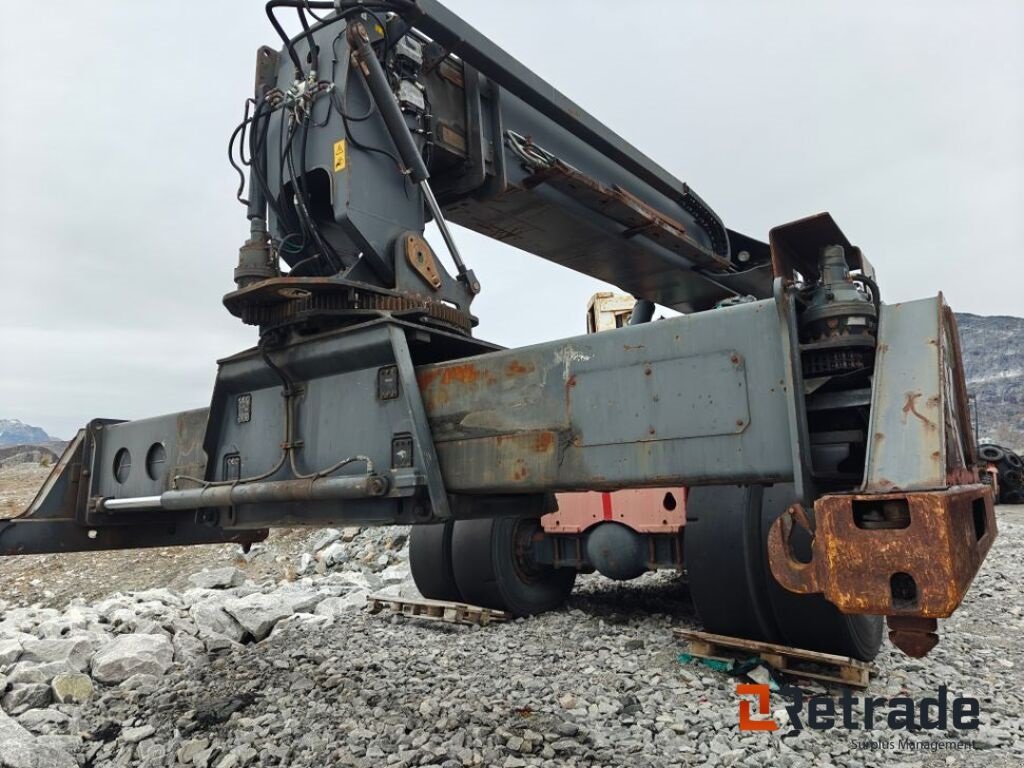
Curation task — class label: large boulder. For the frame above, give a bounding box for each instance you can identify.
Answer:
[223,593,294,641]
[314,592,369,619]
[189,603,246,644]
[1,684,51,715]
[18,637,97,672]
[5,662,70,686]
[274,585,326,614]
[309,528,341,552]
[0,708,76,768]
[50,672,93,704]
[0,640,23,667]
[91,634,173,684]
[187,567,246,590]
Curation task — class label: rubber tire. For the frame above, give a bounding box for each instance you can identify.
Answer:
[409,521,462,602]
[978,444,1006,463]
[451,517,577,617]
[759,485,883,661]
[1004,452,1023,471]
[685,484,883,661]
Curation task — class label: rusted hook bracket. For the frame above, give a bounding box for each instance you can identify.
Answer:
[767,485,996,658]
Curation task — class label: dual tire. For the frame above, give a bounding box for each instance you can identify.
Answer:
[684,484,884,661]
[410,517,577,616]
[411,484,884,662]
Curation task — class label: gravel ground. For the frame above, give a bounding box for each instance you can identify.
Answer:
[0,463,1019,767]
[0,464,50,518]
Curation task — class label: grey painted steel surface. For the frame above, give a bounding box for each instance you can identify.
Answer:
[62,297,793,531]
[774,280,816,505]
[0,425,266,556]
[421,298,793,492]
[861,295,970,492]
[259,4,766,313]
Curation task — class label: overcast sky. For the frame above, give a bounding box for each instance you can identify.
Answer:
[1,1,1021,439]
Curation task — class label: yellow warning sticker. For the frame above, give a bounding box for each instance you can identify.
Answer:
[333,139,347,172]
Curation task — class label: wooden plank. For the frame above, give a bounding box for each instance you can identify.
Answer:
[674,629,872,670]
[675,628,872,689]
[366,593,510,626]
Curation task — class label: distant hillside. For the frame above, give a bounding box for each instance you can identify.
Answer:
[956,313,1023,452]
[0,419,53,447]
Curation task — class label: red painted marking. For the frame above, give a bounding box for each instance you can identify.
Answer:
[601,492,613,521]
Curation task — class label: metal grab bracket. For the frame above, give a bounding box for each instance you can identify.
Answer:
[767,486,996,657]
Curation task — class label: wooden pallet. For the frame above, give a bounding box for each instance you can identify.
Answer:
[366,594,509,626]
[674,629,873,689]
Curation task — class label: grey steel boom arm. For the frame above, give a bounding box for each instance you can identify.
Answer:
[10,1,994,659]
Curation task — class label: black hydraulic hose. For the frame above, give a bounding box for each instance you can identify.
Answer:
[297,113,343,272]
[858,274,882,317]
[248,100,285,224]
[266,0,407,70]
[265,2,306,76]
[295,4,319,72]
[629,299,655,325]
[347,21,429,183]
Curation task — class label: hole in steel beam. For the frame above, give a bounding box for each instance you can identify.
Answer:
[113,448,132,484]
[852,498,910,530]
[145,442,167,481]
[971,497,987,541]
[890,572,918,609]
[662,492,677,511]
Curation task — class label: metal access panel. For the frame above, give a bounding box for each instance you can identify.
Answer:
[420,297,794,492]
[571,351,749,446]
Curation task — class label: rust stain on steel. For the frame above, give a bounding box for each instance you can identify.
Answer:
[768,485,996,657]
[417,363,499,409]
[511,459,529,481]
[901,391,936,430]
[504,360,536,377]
[417,362,496,388]
[436,430,560,490]
[496,431,555,454]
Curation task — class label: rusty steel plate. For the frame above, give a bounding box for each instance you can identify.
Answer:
[767,485,996,657]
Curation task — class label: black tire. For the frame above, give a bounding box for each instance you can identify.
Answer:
[684,485,779,641]
[759,486,883,661]
[1004,452,1023,471]
[451,517,577,616]
[685,484,883,661]
[978,444,1006,463]
[409,521,462,602]
[1003,490,1024,505]
[1003,470,1023,489]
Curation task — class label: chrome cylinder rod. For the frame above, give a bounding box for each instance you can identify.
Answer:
[97,474,388,513]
